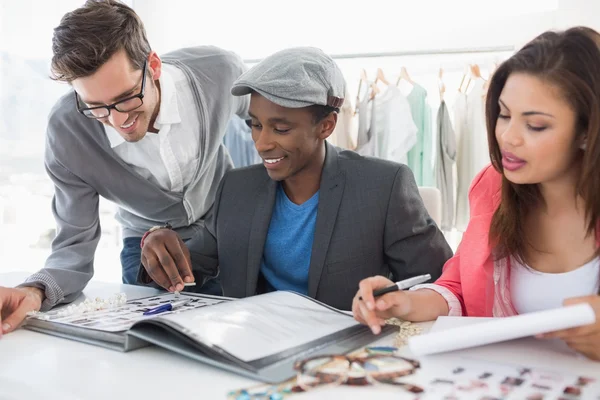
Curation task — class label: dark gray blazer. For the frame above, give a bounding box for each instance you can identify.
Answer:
[184,142,452,310]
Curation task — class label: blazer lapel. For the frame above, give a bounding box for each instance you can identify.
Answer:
[245,176,277,296]
[308,143,345,298]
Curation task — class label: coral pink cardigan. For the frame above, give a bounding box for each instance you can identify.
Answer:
[414,164,600,317]
[414,165,515,317]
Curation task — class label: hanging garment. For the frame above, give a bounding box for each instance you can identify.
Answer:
[328,90,357,150]
[355,90,378,157]
[223,115,261,168]
[434,100,457,231]
[454,80,488,231]
[454,91,469,231]
[468,80,490,176]
[406,84,433,186]
[371,86,417,164]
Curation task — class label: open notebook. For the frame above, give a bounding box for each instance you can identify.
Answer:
[25,291,392,382]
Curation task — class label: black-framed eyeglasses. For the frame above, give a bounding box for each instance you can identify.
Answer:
[75,60,147,119]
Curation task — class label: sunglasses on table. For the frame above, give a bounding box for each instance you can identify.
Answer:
[228,347,423,399]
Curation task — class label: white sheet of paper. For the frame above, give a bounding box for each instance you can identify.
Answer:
[162,291,359,362]
[429,316,489,331]
[408,304,596,356]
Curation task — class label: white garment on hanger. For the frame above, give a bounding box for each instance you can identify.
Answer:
[468,81,490,180]
[455,80,488,231]
[356,90,377,157]
[372,86,417,164]
[328,90,357,150]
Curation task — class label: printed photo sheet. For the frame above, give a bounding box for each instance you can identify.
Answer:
[393,357,599,400]
[30,293,225,332]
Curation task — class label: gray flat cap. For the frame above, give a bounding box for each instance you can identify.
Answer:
[231,47,345,109]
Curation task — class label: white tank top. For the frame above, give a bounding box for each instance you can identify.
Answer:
[510,255,600,314]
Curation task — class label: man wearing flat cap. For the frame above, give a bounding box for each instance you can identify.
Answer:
[139,47,452,310]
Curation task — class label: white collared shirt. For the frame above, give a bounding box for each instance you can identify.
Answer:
[104,64,200,193]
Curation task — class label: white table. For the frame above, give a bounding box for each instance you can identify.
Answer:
[1,272,598,400]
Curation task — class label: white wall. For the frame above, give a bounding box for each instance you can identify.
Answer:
[132,0,600,108]
[134,0,566,58]
[558,0,600,32]
[0,0,82,57]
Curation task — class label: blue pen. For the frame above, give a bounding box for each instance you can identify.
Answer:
[143,299,191,316]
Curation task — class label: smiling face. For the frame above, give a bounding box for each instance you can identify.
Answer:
[248,93,336,182]
[494,72,583,185]
[71,50,161,142]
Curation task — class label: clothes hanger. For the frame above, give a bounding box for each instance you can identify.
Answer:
[369,80,381,100]
[470,64,482,79]
[482,62,496,93]
[375,68,390,86]
[360,68,368,82]
[482,62,499,96]
[463,63,482,94]
[395,66,415,86]
[354,69,369,115]
[468,63,488,94]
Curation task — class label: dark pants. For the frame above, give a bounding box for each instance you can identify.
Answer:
[120,236,222,296]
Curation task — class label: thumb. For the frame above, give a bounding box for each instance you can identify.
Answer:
[376,291,412,316]
[563,296,596,307]
[376,297,394,311]
[2,300,34,334]
[564,296,600,319]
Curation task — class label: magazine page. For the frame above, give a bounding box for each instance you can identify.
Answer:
[157,291,360,362]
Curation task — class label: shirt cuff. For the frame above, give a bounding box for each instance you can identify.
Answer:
[409,283,463,316]
[18,273,65,312]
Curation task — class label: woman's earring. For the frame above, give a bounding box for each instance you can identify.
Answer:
[580,135,587,150]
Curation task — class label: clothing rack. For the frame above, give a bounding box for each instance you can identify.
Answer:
[243,45,515,64]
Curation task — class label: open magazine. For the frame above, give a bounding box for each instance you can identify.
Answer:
[25,291,392,382]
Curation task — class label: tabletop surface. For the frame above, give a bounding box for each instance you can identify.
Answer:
[1,272,598,400]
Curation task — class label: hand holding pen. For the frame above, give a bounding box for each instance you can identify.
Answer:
[358,274,431,300]
[352,274,432,335]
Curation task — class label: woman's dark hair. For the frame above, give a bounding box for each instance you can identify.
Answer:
[487,26,600,263]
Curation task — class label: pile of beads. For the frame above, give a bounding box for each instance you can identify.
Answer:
[27,293,128,320]
[386,318,423,347]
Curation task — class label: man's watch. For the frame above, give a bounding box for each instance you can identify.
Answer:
[140,222,172,249]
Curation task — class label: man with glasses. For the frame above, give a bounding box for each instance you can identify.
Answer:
[0,0,248,334]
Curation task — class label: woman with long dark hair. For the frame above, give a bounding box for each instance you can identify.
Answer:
[353,26,600,361]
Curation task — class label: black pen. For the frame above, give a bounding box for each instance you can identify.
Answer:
[359,274,432,300]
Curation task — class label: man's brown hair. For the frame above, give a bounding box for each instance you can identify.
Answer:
[51,0,151,82]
